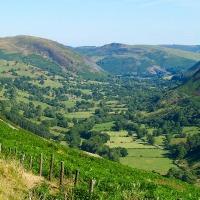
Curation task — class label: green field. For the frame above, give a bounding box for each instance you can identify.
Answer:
[120,148,174,175]
[104,130,174,174]
[50,126,68,136]
[92,121,114,131]
[183,126,200,135]
[63,100,76,108]
[81,89,92,94]
[171,137,187,145]
[65,111,93,119]
[31,79,62,88]
[106,130,155,148]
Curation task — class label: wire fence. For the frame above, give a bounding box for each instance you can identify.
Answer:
[0,143,96,199]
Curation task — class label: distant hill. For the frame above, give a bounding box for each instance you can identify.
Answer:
[162,45,200,53]
[75,43,200,75]
[0,35,102,76]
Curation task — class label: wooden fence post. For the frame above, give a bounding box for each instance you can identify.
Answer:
[14,147,17,156]
[0,143,2,153]
[39,153,43,176]
[74,169,79,187]
[89,179,96,196]
[60,161,64,187]
[49,154,54,181]
[9,147,12,154]
[29,156,33,170]
[21,153,25,164]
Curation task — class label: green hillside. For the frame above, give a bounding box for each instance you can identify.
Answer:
[0,35,103,75]
[170,61,200,100]
[184,61,200,78]
[75,43,200,75]
[179,69,200,97]
[126,66,200,186]
[148,61,200,127]
[0,119,199,199]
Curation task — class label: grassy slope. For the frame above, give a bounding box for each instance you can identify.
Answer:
[162,67,200,108]
[0,119,199,199]
[0,157,42,200]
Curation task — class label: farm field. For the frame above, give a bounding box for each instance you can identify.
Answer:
[120,148,175,174]
[63,100,76,108]
[65,111,93,119]
[170,137,187,145]
[183,126,200,135]
[81,89,92,94]
[105,130,174,174]
[92,121,115,132]
[106,130,155,148]
[31,79,62,88]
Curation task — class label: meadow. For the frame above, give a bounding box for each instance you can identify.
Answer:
[105,130,174,174]
[92,121,115,131]
[183,126,200,135]
[65,111,93,119]
[120,148,174,175]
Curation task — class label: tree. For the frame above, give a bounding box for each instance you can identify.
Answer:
[66,130,81,148]
[115,147,128,157]
[44,107,55,118]
[153,129,161,137]
[113,119,127,131]
[36,105,43,117]
[136,128,147,139]
[108,149,120,161]
[170,143,187,159]
[57,119,68,128]
[177,145,187,159]
[147,134,155,145]
[164,134,172,148]
[167,167,196,184]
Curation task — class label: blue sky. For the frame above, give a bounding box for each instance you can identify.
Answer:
[0,0,200,46]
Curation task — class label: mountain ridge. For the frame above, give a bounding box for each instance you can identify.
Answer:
[162,44,200,53]
[0,35,103,75]
[75,43,200,75]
